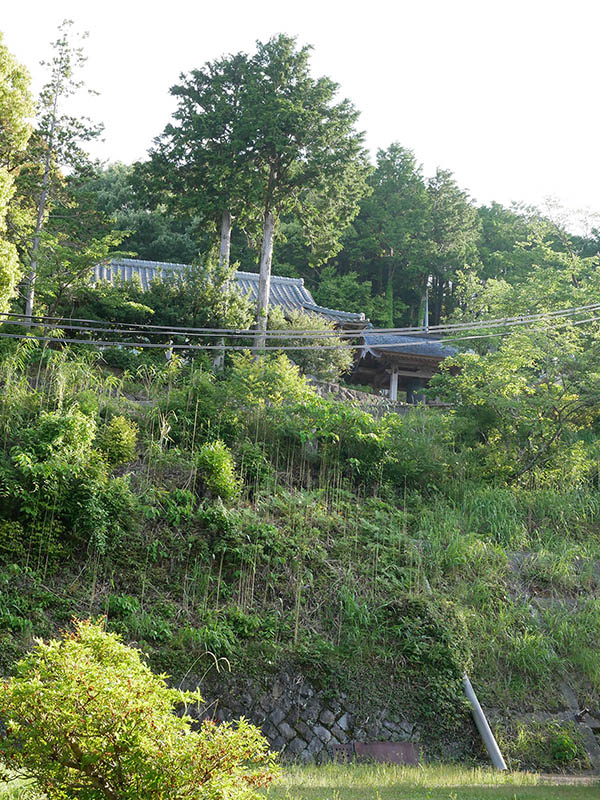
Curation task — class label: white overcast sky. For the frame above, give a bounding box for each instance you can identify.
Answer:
[3,0,599,220]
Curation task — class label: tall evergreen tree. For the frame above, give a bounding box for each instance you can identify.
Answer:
[426,168,481,324]
[144,50,258,270]
[0,33,33,314]
[340,144,431,326]
[244,35,370,347]
[23,20,103,318]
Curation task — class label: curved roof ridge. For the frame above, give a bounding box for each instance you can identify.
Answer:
[109,257,188,269]
[302,301,365,322]
[234,269,305,286]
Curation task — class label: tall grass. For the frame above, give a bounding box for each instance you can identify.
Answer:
[272,763,540,789]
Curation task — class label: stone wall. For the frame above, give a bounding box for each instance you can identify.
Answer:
[186,668,600,769]
[186,668,419,763]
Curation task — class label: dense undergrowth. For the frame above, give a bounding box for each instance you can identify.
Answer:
[1,341,600,765]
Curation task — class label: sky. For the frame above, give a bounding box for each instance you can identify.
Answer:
[2,0,599,226]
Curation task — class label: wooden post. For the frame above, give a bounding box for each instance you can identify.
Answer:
[389,366,399,403]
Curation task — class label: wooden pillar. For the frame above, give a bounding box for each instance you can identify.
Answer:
[389,366,399,402]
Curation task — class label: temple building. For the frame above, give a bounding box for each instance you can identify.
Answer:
[95,258,456,403]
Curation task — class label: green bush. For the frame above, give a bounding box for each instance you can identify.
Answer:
[0,521,25,563]
[237,440,275,489]
[0,407,138,552]
[267,307,353,382]
[195,440,240,501]
[97,415,139,465]
[101,346,142,372]
[224,353,315,410]
[0,619,278,800]
[495,720,590,771]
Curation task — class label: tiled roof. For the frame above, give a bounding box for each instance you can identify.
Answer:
[94,258,365,324]
[94,260,455,360]
[362,331,457,360]
[94,258,187,290]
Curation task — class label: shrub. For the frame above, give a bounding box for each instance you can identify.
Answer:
[237,440,275,489]
[0,407,104,532]
[267,307,353,382]
[0,618,278,800]
[97,415,139,465]
[195,440,240,501]
[101,346,142,372]
[224,353,315,410]
[495,719,590,771]
[0,407,139,553]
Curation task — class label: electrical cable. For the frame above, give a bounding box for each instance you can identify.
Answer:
[0,312,598,352]
[1,302,599,341]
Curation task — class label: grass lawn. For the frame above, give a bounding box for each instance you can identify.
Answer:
[265,764,600,800]
[2,764,599,800]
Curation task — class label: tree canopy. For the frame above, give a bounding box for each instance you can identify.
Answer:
[0,32,33,314]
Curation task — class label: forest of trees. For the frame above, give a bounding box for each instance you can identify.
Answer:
[2,24,598,336]
[4,21,600,793]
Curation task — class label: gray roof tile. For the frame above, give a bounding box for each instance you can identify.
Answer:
[362,331,457,359]
[95,258,365,323]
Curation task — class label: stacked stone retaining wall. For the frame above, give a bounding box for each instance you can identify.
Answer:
[184,668,419,763]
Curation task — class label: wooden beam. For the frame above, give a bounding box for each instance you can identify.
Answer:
[391,369,435,379]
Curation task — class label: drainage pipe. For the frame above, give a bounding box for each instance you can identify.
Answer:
[462,673,507,770]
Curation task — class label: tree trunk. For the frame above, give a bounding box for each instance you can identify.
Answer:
[253,208,275,351]
[25,158,51,320]
[435,278,445,325]
[385,262,395,328]
[25,73,60,322]
[213,209,233,370]
[219,209,232,268]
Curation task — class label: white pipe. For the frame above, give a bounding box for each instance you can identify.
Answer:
[462,673,507,770]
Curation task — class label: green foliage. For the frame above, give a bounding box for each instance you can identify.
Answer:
[430,326,600,483]
[312,265,375,317]
[56,249,253,347]
[0,405,138,553]
[85,162,200,264]
[267,307,353,381]
[225,353,315,410]
[4,342,600,757]
[0,618,278,800]
[382,597,470,733]
[340,144,432,326]
[145,250,253,332]
[248,34,370,254]
[238,440,275,490]
[0,33,33,313]
[97,415,138,465]
[335,144,481,326]
[13,21,125,318]
[495,720,590,772]
[196,440,240,501]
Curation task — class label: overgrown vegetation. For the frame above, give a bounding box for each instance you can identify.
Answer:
[1,343,600,768]
[2,19,600,780]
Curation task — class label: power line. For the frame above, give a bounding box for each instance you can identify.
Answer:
[1,302,599,342]
[1,312,598,353]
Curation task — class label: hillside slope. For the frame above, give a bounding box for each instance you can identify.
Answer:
[1,344,599,770]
